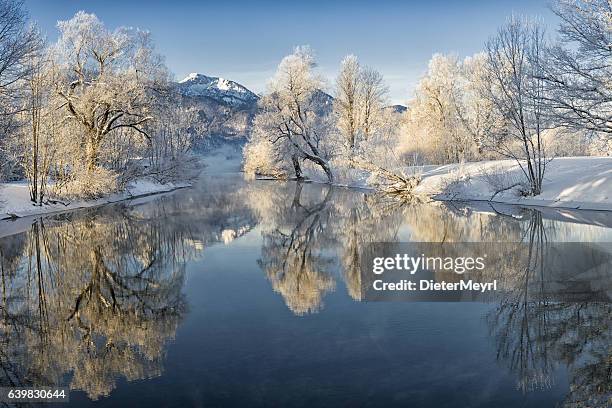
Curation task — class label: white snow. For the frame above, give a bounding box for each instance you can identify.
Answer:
[409,157,612,211]
[216,77,230,90]
[177,72,257,107]
[299,156,612,212]
[0,179,190,236]
[179,72,200,83]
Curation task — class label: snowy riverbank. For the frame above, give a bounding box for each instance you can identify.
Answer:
[0,179,190,226]
[0,145,243,236]
[300,156,612,212]
[411,157,612,211]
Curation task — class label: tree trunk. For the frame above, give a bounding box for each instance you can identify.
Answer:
[305,156,334,183]
[291,181,304,208]
[321,161,334,183]
[86,135,100,173]
[292,155,304,180]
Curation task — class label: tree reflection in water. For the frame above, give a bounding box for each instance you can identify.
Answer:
[256,183,336,315]
[252,182,406,312]
[486,211,611,407]
[250,184,611,406]
[0,206,190,399]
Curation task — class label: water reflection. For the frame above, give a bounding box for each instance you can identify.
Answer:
[0,176,610,405]
[256,183,336,315]
[249,182,407,310]
[246,182,610,406]
[486,213,611,406]
[0,207,189,399]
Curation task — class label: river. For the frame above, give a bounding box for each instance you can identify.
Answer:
[0,174,610,407]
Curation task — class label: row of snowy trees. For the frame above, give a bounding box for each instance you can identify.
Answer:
[402,0,610,195]
[244,0,610,196]
[243,47,400,184]
[0,1,199,202]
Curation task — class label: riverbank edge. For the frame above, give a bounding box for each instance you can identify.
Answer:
[260,176,612,213]
[0,183,191,239]
[258,157,612,213]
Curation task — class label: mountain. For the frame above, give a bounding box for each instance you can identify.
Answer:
[176,73,380,150]
[311,89,334,116]
[176,73,260,147]
[387,104,407,114]
[178,73,259,108]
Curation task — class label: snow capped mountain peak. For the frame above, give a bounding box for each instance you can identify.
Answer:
[216,77,231,90]
[177,73,258,108]
[179,72,203,83]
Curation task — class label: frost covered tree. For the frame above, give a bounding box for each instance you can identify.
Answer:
[483,16,550,195]
[454,53,500,156]
[333,54,393,187]
[20,44,59,204]
[0,0,41,180]
[360,67,388,142]
[401,54,478,164]
[0,0,39,111]
[0,5,199,201]
[146,91,201,182]
[539,0,611,136]
[334,55,361,157]
[244,46,333,182]
[334,55,389,161]
[52,11,169,174]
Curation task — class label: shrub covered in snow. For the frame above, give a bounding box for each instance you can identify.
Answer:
[482,165,531,198]
[243,135,289,180]
[52,166,118,200]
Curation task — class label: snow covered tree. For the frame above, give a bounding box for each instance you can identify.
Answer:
[0,6,199,200]
[454,52,500,156]
[243,124,290,179]
[360,67,388,142]
[539,0,611,136]
[52,11,169,174]
[146,90,201,182]
[334,57,389,157]
[401,54,478,164]
[19,44,59,204]
[332,54,392,183]
[483,16,550,195]
[0,0,41,180]
[0,0,40,112]
[334,55,361,157]
[245,46,334,182]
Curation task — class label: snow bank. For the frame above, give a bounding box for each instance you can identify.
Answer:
[410,157,612,211]
[261,156,612,212]
[0,179,190,224]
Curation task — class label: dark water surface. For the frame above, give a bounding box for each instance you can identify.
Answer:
[0,174,610,407]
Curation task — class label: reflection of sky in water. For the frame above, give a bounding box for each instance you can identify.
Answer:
[0,174,609,407]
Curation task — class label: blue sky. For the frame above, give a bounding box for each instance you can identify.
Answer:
[25,0,557,104]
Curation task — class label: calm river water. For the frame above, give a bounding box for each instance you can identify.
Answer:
[0,174,610,407]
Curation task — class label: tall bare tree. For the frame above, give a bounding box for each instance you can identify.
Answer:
[483,16,550,195]
[0,0,40,180]
[539,0,612,136]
